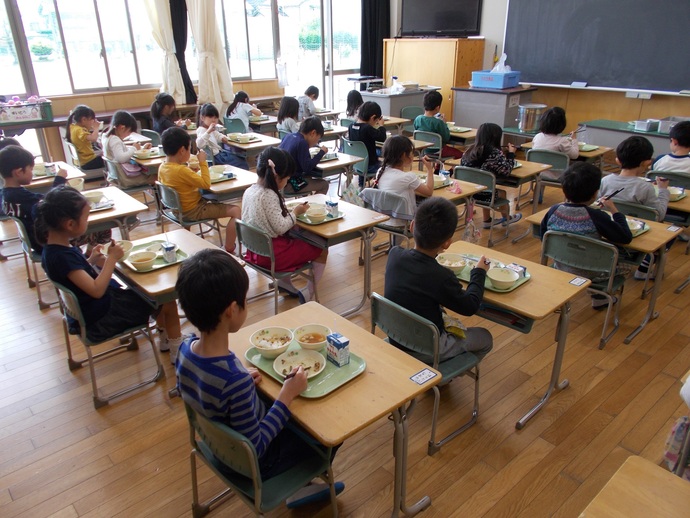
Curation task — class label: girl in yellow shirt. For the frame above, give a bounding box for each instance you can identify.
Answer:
[66,104,104,170]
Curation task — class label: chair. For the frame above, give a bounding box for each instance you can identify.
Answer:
[184,402,338,518]
[65,141,107,182]
[541,230,625,349]
[400,106,424,135]
[11,217,57,310]
[525,149,570,208]
[0,214,23,261]
[53,281,164,407]
[103,157,159,225]
[341,137,371,187]
[413,130,446,168]
[235,219,318,314]
[338,117,354,128]
[370,293,480,455]
[156,182,224,247]
[359,188,414,265]
[223,117,246,134]
[613,200,659,222]
[140,129,161,147]
[454,166,512,247]
[278,129,290,141]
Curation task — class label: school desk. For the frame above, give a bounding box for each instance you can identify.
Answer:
[524,208,682,344]
[318,124,349,149]
[114,228,225,305]
[445,240,591,429]
[380,115,411,134]
[312,108,341,121]
[313,152,364,194]
[122,132,152,145]
[200,167,257,203]
[520,141,613,169]
[448,126,478,146]
[289,194,389,318]
[235,301,442,517]
[248,114,278,135]
[420,178,488,206]
[578,456,690,518]
[225,132,282,160]
[27,161,85,193]
[86,186,148,240]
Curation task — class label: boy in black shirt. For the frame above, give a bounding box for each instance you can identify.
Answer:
[384,197,493,363]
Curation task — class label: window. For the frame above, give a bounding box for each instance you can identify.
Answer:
[0,0,25,96]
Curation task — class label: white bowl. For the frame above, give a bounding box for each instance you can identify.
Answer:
[294,324,331,351]
[102,240,133,261]
[250,326,293,359]
[83,190,104,204]
[306,207,328,223]
[128,251,157,271]
[209,171,224,181]
[487,267,519,290]
[436,253,466,273]
[273,349,326,379]
[237,135,251,144]
[68,178,84,191]
[210,165,226,174]
[669,186,684,202]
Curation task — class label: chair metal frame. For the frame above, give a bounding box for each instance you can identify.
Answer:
[10,216,57,309]
[65,140,107,182]
[155,181,224,247]
[341,137,371,188]
[541,230,625,349]
[235,219,319,314]
[184,402,338,518]
[523,149,570,209]
[53,281,164,408]
[358,188,414,265]
[412,130,447,169]
[370,293,480,456]
[103,156,160,224]
[0,214,25,261]
[454,165,512,247]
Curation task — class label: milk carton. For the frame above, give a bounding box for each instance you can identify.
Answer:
[326,333,350,367]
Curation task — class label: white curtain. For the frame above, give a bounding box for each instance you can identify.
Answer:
[144,0,186,104]
[186,0,234,105]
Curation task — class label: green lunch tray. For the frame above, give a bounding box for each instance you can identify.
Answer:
[454,254,531,293]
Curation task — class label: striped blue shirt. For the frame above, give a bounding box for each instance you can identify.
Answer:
[176,337,290,458]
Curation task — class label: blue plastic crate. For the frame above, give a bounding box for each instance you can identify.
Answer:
[471,70,521,90]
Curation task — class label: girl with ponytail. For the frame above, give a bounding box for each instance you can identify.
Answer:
[241,147,328,303]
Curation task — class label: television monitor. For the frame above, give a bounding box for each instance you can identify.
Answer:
[401,0,483,37]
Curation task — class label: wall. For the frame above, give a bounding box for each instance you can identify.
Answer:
[389,0,690,129]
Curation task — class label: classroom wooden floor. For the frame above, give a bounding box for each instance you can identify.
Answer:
[1,180,689,518]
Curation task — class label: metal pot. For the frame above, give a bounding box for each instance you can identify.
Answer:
[517,104,547,132]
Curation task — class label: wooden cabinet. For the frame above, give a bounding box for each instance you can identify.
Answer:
[383,38,484,120]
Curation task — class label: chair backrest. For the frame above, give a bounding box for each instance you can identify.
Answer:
[341,137,369,175]
[526,149,570,172]
[278,129,290,141]
[646,170,690,190]
[223,117,246,134]
[52,280,88,338]
[339,117,354,128]
[370,292,440,368]
[10,216,38,257]
[400,106,424,133]
[65,141,81,167]
[413,130,442,157]
[235,219,275,266]
[360,188,415,222]
[541,230,619,287]
[184,402,260,481]
[453,165,496,193]
[613,200,660,222]
[155,181,183,219]
[140,129,161,147]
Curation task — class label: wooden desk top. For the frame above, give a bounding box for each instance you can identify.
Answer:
[226,133,281,151]
[381,116,410,127]
[291,194,389,239]
[525,207,682,254]
[449,128,478,140]
[421,179,487,204]
[313,109,341,119]
[444,159,552,180]
[248,115,278,127]
[320,125,348,139]
[204,167,257,196]
[579,456,690,518]
[122,132,152,145]
[115,229,221,298]
[521,141,613,159]
[314,152,363,174]
[87,186,148,226]
[235,302,441,446]
[28,162,85,190]
[446,241,591,320]
[409,138,433,152]
[667,194,690,214]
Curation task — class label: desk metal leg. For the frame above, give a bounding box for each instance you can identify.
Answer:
[516,302,571,429]
[391,406,431,517]
[624,244,667,343]
[512,177,541,244]
[340,229,372,318]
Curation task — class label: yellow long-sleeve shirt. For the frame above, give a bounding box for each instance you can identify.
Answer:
[69,124,97,165]
[157,161,210,213]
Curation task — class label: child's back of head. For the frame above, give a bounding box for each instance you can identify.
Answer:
[357,101,382,122]
[561,162,602,203]
[304,85,319,99]
[0,145,34,179]
[670,121,690,148]
[423,91,443,112]
[538,107,567,135]
[616,136,653,169]
[176,249,249,334]
[299,116,324,136]
[161,126,191,156]
[413,198,458,249]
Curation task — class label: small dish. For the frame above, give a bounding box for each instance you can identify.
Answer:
[103,240,133,261]
[273,349,326,379]
[146,243,163,253]
[436,253,466,273]
[294,324,331,351]
[128,251,158,271]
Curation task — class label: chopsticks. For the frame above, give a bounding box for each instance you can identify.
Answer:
[598,187,624,206]
[284,366,310,380]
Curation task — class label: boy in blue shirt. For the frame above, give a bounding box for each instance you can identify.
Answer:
[279,116,329,195]
[175,249,343,503]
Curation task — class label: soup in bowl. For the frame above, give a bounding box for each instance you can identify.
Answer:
[294,324,331,351]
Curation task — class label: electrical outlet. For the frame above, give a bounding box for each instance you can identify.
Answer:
[638,93,652,100]
[625,91,638,98]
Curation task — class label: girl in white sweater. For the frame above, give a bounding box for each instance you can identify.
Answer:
[102,110,154,186]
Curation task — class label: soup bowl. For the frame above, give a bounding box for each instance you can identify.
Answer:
[250,326,293,359]
[306,206,328,223]
[128,251,157,271]
[487,267,519,290]
[294,324,331,351]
